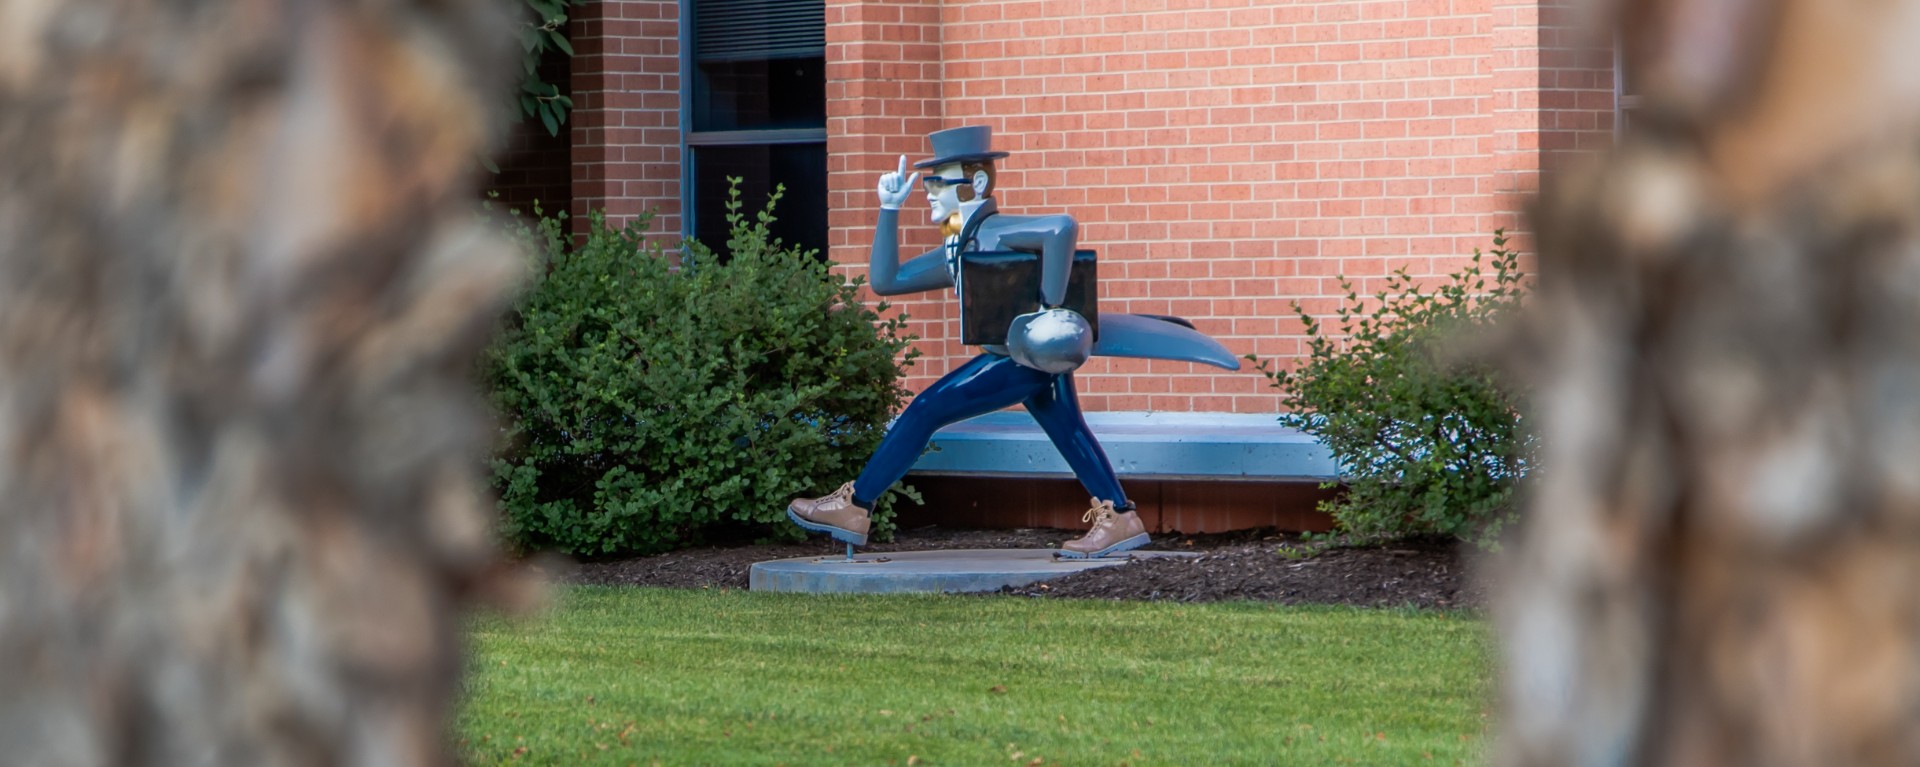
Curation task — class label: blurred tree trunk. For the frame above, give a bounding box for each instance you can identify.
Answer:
[1503,0,1920,765]
[0,1,531,765]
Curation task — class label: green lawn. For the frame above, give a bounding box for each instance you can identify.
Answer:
[460,588,1492,766]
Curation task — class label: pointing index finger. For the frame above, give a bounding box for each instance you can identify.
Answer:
[897,154,909,177]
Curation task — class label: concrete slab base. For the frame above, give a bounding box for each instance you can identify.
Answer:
[748,548,1199,594]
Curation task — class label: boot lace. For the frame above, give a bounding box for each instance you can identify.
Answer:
[826,482,856,509]
[1081,498,1117,528]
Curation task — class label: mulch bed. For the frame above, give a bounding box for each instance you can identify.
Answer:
[567,526,1488,609]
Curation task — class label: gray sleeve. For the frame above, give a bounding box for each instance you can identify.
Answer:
[993,214,1077,308]
[868,208,954,296]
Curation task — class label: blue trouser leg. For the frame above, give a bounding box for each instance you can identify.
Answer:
[1025,374,1131,508]
[851,354,1051,506]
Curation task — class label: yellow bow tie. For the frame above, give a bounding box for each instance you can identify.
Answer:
[939,212,964,239]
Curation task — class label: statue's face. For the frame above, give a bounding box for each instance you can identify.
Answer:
[927,162,965,223]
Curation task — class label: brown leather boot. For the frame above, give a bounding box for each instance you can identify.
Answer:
[786,482,871,546]
[1057,498,1149,559]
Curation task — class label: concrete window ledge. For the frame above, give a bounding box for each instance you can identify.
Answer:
[908,411,1338,482]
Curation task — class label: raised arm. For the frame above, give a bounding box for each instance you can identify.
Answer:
[868,155,953,296]
[995,214,1078,308]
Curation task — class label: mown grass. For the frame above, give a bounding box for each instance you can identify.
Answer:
[460,588,1492,766]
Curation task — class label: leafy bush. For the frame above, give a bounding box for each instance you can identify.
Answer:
[486,186,918,556]
[1251,231,1535,548]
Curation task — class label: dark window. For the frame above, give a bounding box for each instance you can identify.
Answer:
[688,0,827,258]
[693,57,826,132]
[691,143,828,258]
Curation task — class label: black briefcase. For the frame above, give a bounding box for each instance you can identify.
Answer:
[958,249,1099,346]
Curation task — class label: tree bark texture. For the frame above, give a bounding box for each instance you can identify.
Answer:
[1503,1,1920,765]
[0,2,528,765]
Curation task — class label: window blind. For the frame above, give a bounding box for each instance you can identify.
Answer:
[694,0,824,62]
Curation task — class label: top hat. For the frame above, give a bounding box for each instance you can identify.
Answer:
[914,125,1011,169]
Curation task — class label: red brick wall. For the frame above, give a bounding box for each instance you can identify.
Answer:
[570,1,683,240]
[823,0,1606,413]
[565,0,1612,413]
[824,0,960,376]
[1492,0,1613,219]
[1538,0,1616,160]
[1494,0,1545,220]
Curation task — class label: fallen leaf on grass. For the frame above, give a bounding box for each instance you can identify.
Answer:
[908,757,920,766]
[988,685,1007,694]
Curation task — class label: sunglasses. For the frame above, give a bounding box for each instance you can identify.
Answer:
[921,176,970,192]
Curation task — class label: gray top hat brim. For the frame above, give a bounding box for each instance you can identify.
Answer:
[913,151,1009,169]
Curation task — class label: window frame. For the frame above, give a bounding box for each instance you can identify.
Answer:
[680,0,827,245]
[1614,34,1642,140]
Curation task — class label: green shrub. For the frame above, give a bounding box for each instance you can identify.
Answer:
[486,185,918,556]
[1250,231,1535,548]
